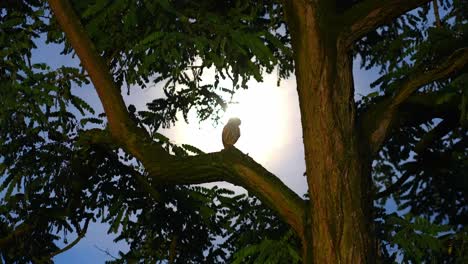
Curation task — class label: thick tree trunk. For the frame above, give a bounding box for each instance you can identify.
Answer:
[298,44,375,264]
[286,3,375,263]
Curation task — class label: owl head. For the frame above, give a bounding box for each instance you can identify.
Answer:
[228,117,241,126]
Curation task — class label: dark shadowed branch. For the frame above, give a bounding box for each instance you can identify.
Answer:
[94,245,118,260]
[375,170,413,199]
[0,223,33,249]
[390,49,468,107]
[433,0,442,28]
[375,117,458,199]
[360,48,468,154]
[49,218,91,258]
[413,118,458,154]
[0,214,91,261]
[341,0,432,46]
[168,234,178,264]
[148,147,307,236]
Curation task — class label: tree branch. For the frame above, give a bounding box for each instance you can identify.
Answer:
[341,0,432,46]
[167,148,305,235]
[360,48,468,155]
[433,0,442,28]
[149,147,306,233]
[47,0,168,162]
[168,234,178,264]
[0,213,90,262]
[391,49,468,107]
[145,145,307,236]
[398,93,460,125]
[50,0,306,238]
[374,170,412,199]
[375,117,458,199]
[0,223,33,249]
[77,128,306,236]
[49,218,91,258]
[80,128,307,235]
[413,118,457,154]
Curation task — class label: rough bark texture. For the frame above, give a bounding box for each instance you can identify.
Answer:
[284,1,374,263]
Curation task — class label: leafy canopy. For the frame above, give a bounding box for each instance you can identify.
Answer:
[0,0,467,263]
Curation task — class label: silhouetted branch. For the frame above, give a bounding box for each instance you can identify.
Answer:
[341,0,432,46]
[361,48,468,155]
[375,170,413,199]
[375,117,458,199]
[433,0,442,28]
[49,218,91,258]
[95,245,118,259]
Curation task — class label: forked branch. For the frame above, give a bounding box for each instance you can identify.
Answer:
[361,48,468,154]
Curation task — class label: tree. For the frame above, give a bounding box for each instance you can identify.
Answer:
[1,0,467,263]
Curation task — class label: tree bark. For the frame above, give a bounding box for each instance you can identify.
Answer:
[298,35,375,264]
[284,2,375,263]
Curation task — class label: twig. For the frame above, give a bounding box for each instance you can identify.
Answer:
[433,0,442,28]
[49,218,91,258]
[94,245,118,260]
[375,170,412,199]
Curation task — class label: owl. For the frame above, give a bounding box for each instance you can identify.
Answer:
[222,118,241,149]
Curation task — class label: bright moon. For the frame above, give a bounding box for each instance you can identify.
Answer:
[167,73,296,166]
[124,69,306,194]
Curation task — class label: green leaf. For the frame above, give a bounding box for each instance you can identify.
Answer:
[181,144,205,155]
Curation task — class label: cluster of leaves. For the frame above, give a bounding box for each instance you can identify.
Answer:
[50,0,293,130]
[105,185,233,263]
[376,211,468,263]
[103,186,293,263]
[0,1,98,261]
[356,0,467,260]
[374,114,467,221]
[225,195,301,264]
[355,0,467,91]
[355,0,467,120]
[103,181,299,263]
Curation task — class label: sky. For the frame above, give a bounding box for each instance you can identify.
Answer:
[27,30,382,264]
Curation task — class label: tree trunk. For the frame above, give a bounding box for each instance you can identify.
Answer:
[286,4,376,263]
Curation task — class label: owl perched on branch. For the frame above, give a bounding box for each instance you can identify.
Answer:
[222,118,241,149]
